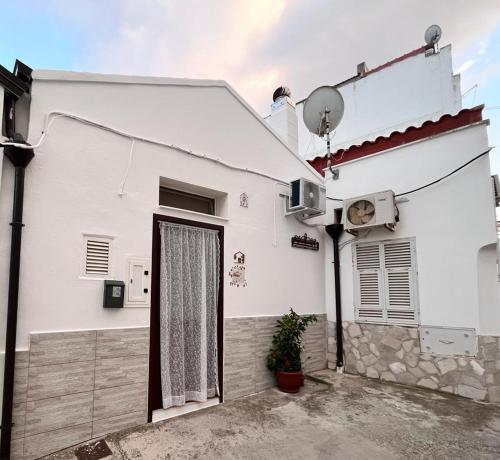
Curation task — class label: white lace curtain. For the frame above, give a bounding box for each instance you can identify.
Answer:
[159,221,220,408]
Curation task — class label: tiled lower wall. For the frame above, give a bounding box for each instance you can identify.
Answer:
[224,314,327,400]
[11,328,149,459]
[10,315,327,458]
[327,321,500,403]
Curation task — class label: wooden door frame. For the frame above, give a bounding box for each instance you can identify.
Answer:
[148,214,224,422]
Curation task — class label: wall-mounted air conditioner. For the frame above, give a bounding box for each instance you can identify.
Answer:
[286,178,326,219]
[343,190,396,232]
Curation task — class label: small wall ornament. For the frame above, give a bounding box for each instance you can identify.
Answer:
[229,251,247,287]
[239,192,248,208]
[291,233,319,251]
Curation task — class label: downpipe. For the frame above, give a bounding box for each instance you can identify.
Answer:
[0,135,34,459]
[325,223,344,372]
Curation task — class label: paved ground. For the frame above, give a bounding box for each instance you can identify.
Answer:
[47,369,500,459]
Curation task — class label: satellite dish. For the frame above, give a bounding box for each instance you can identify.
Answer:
[303,86,344,138]
[425,24,442,46]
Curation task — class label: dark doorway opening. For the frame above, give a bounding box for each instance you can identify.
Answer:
[148,214,224,422]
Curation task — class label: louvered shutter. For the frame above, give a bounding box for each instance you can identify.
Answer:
[354,243,384,321]
[383,240,417,325]
[85,237,111,276]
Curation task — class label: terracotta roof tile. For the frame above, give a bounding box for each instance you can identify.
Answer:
[307,105,485,176]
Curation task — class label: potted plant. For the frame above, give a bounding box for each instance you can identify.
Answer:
[266,308,317,393]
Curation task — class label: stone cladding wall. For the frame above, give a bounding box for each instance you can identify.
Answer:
[327,321,500,402]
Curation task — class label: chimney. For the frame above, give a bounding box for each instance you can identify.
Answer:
[357,62,368,76]
[266,86,298,153]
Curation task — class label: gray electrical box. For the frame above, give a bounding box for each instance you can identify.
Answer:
[419,325,477,356]
[103,280,125,308]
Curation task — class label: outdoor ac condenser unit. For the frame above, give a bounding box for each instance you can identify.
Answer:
[286,178,326,219]
[343,190,396,231]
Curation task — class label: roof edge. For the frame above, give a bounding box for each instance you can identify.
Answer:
[308,105,485,176]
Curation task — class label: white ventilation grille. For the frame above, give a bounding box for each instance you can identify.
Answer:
[84,237,111,276]
[354,238,418,326]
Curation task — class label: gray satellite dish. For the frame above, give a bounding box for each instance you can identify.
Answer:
[303,86,344,169]
[425,24,442,46]
[303,86,344,137]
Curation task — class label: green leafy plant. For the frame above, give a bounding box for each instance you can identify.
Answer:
[266,308,317,372]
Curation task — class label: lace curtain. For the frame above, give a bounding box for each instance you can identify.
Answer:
[159,221,220,408]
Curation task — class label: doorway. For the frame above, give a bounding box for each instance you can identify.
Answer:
[148,214,224,422]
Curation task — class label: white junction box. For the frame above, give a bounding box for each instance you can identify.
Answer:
[419,325,477,356]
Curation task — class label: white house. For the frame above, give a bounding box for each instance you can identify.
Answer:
[0,69,327,459]
[267,44,462,159]
[310,105,500,400]
[0,35,498,459]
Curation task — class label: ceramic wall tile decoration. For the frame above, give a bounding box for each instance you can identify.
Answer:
[229,251,247,287]
[291,233,319,251]
[239,193,248,208]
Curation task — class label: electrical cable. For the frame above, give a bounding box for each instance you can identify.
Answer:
[0,111,291,186]
[394,148,491,197]
[325,148,493,202]
[119,138,135,196]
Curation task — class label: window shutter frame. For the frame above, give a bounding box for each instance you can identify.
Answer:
[354,238,419,326]
[353,242,384,322]
[383,240,418,325]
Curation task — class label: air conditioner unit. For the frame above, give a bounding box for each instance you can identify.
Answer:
[343,190,396,232]
[286,178,326,219]
[492,175,500,207]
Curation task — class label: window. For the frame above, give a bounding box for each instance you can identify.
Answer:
[353,238,419,326]
[159,187,215,216]
[83,235,112,276]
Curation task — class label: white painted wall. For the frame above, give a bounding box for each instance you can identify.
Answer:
[0,73,325,350]
[297,45,462,160]
[323,122,500,335]
[265,97,299,153]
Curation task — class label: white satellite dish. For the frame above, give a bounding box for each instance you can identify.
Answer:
[303,86,344,170]
[425,24,442,46]
[303,86,344,137]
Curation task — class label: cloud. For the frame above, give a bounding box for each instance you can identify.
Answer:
[45,0,500,113]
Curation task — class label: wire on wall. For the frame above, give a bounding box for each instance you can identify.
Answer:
[119,138,135,197]
[0,111,291,186]
[325,147,493,202]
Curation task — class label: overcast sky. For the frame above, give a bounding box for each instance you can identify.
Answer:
[1,0,499,169]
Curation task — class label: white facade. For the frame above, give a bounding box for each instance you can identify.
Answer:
[0,71,325,351]
[297,45,462,159]
[322,121,500,336]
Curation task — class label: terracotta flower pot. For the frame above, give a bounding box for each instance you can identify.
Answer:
[276,371,304,393]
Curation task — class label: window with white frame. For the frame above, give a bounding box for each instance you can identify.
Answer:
[353,238,419,326]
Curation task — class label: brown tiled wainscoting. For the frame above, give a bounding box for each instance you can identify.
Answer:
[327,321,500,403]
[11,327,149,459]
[10,315,327,458]
[224,314,327,400]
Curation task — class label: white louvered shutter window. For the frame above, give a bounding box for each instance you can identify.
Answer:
[84,236,112,276]
[354,244,384,321]
[354,238,418,326]
[383,240,417,325]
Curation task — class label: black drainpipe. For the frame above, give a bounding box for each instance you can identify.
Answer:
[325,223,344,369]
[0,135,34,459]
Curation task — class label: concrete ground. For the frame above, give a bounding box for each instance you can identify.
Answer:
[47,369,500,459]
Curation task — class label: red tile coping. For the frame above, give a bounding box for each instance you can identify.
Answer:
[307,105,484,176]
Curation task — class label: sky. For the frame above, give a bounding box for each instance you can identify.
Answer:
[0,0,499,169]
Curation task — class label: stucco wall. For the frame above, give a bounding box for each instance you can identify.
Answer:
[297,45,462,159]
[0,76,325,352]
[323,122,500,335]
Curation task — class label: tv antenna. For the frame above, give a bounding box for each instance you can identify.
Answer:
[303,86,344,174]
[425,25,442,52]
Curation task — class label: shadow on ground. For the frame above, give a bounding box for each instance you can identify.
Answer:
[46,370,500,459]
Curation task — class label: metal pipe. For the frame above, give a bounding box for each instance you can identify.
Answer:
[0,141,33,459]
[325,223,344,369]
